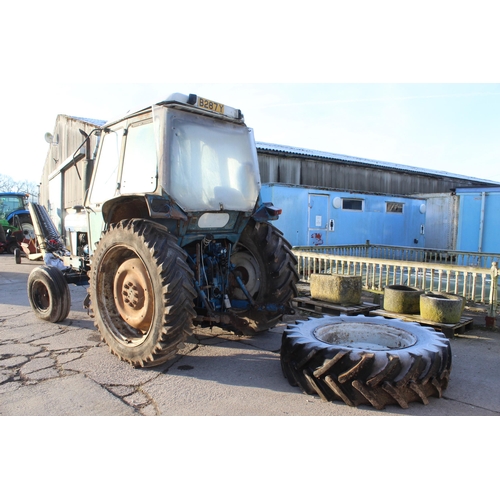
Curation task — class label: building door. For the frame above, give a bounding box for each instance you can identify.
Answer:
[308,194,329,246]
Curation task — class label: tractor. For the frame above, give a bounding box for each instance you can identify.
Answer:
[27,93,298,367]
[0,192,34,255]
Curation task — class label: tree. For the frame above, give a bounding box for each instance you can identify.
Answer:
[0,174,39,201]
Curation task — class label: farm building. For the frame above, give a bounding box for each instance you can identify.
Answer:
[256,142,500,250]
[455,187,500,254]
[40,115,106,233]
[256,142,500,195]
[415,192,459,250]
[39,114,500,252]
[261,183,427,248]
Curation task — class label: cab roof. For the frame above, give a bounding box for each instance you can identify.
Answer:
[103,92,244,128]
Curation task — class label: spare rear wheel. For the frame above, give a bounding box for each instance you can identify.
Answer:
[89,219,196,368]
[27,265,71,323]
[281,315,451,410]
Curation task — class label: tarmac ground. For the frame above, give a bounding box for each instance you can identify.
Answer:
[1,252,499,416]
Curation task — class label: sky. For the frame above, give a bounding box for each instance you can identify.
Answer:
[1,2,499,188]
[3,82,499,186]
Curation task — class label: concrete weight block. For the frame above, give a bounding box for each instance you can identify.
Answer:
[310,274,362,305]
[383,285,423,314]
[420,293,463,324]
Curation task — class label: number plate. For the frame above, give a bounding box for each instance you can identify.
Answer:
[197,97,225,115]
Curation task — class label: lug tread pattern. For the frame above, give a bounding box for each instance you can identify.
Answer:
[231,220,299,333]
[89,219,196,367]
[280,316,452,410]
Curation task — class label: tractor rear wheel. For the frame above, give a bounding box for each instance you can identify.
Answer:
[229,220,299,334]
[89,219,196,367]
[281,315,452,409]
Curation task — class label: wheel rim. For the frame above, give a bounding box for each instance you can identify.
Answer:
[230,250,261,300]
[21,223,35,239]
[32,281,50,313]
[97,246,155,347]
[314,322,417,351]
[113,257,154,331]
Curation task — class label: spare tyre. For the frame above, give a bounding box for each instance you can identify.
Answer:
[280,315,451,410]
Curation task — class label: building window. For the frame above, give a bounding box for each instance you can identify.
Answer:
[342,198,363,211]
[386,202,404,213]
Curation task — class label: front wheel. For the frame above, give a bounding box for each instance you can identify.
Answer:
[228,220,299,334]
[89,219,196,367]
[27,266,71,323]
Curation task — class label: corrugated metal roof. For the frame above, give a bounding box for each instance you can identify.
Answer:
[456,186,500,193]
[256,141,499,185]
[68,116,107,127]
[54,116,498,186]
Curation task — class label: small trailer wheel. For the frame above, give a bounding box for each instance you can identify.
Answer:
[14,247,21,264]
[27,266,71,323]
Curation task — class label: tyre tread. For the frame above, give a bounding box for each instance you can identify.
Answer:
[231,220,298,334]
[281,315,452,409]
[27,266,71,323]
[89,219,196,367]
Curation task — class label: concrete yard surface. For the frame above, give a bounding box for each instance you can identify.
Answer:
[1,253,499,416]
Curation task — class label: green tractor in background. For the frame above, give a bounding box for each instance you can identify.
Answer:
[0,192,34,255]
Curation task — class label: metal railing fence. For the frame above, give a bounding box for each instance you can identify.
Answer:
[293,243,500,269]
[292,245,499,317]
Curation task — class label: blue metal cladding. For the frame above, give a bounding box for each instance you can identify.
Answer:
[261,184,426,248]
[456,188,500,253]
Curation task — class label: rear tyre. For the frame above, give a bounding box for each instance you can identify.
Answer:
[27,266,71,323]
[281,315,452,409]
[229,220,299,334]
[89,219,196,367]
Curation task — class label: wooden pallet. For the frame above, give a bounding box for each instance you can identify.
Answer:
[369,309,474,338]
[292,296,379,317]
